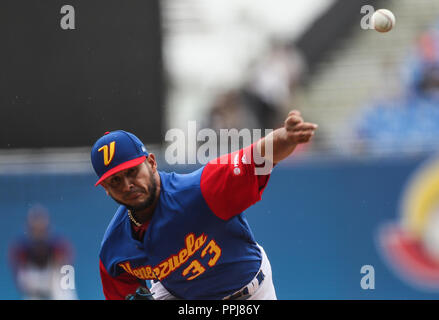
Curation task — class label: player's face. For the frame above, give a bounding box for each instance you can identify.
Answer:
[102,159,158,212]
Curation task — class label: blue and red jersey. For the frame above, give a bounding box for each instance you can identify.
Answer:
[99,143,272,299]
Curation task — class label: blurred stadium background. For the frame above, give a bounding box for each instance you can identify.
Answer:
[2,0,439,299]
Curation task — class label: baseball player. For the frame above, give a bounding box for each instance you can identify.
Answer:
[92,110,317,300]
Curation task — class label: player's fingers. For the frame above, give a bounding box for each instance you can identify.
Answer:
[304,131,315,139]
[293,131,314,143]
[297,131,313,138]
[290,122,318,132]
[287,110,301,117]
[297,136,312,144]
[285,115,303,129]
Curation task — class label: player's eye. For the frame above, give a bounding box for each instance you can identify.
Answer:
[109,176,121,187]
[127,167,138,177]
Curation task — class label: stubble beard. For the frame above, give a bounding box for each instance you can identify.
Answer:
[110,168,158,214]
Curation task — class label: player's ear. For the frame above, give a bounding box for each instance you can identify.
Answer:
[146,153,157,172]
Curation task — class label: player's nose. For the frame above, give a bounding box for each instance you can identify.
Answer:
[120,176,134,193]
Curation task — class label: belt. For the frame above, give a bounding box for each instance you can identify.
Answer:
[223,269,265,300]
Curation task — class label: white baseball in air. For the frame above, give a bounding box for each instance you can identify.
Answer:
[372,9,396,33]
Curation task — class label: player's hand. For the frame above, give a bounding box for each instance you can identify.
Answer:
[283,110,318,144]
[125,286,155,300]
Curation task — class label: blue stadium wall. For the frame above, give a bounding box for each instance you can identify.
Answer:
[1,154,439,300]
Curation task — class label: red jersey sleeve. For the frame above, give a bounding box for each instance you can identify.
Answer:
[99,259,141,300]
[200,142,273,220]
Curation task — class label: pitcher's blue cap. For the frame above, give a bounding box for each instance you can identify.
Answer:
[91,130,148,186]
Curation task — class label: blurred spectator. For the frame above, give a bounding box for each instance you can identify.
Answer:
[205,39,311,157]
[241,39,307,130]
[207,40,307,131]
[352,23,439,155]
[208,89,259,131]
[8,205,77,300]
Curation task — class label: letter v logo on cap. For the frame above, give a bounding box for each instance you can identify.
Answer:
[98,141,116,166]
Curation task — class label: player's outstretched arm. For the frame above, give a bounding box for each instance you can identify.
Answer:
[200,110,317,220]
[256,110,318,164]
